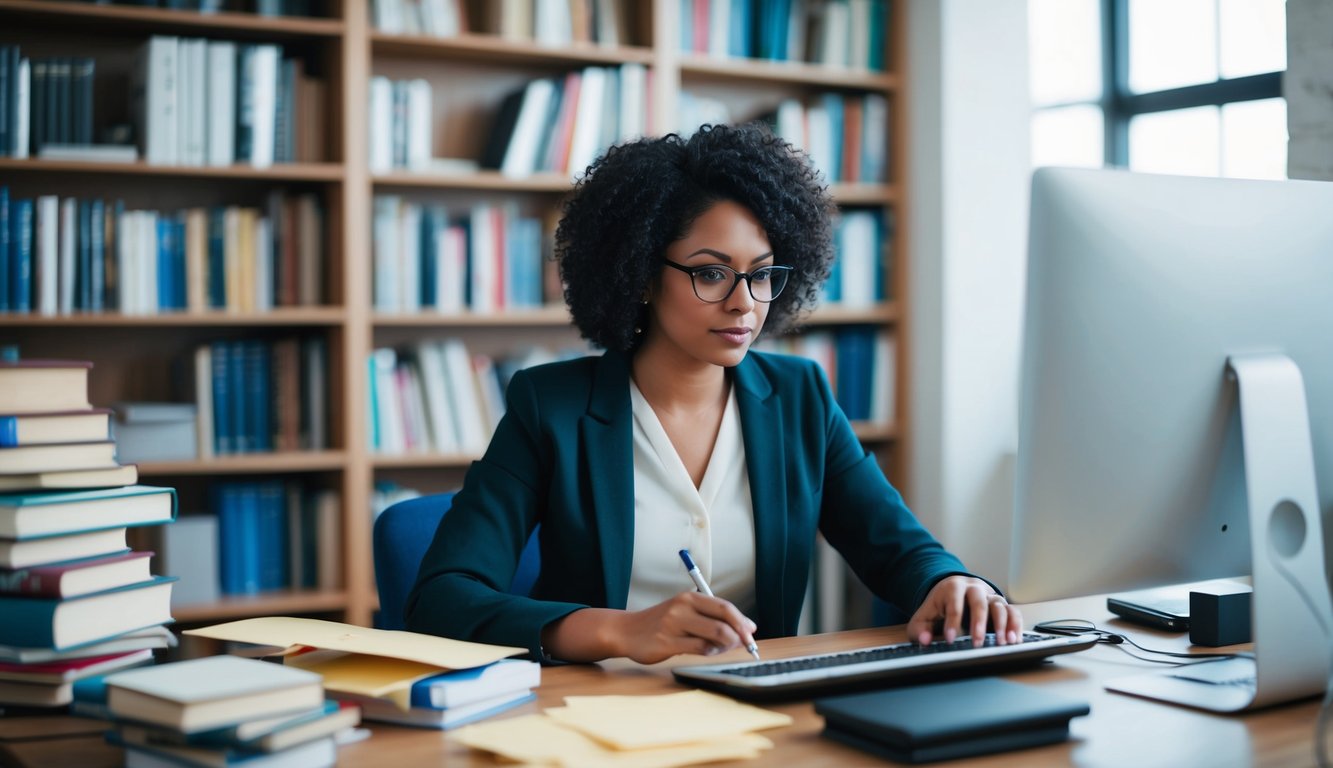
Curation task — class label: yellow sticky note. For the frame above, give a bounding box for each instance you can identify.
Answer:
[546,690,792,750]
[451,713,773,768]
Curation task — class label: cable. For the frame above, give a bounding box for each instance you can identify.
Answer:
[1034,619,1242,666]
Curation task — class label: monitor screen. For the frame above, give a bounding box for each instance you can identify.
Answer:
[1008,167,1333,603]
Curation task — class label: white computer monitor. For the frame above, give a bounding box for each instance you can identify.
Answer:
[1008,167,1333,711]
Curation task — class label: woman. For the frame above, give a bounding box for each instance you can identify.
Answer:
[406,123,1021,664]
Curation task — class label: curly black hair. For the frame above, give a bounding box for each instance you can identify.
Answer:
[555,123,836,353]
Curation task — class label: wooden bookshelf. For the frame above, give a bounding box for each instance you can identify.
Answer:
[1,0,907,630]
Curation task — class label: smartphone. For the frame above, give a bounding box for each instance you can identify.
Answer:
[1106,588,1191,632]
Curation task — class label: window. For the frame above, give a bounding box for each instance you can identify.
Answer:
[1029,0,1287,179]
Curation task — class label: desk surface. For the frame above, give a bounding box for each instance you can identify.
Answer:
[338,594,1321,767]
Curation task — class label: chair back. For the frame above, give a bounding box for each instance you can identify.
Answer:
[372,493,540,630]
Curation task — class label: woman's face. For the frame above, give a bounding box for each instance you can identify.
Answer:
[644,200,774,370]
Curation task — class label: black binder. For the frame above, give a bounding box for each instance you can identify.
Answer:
[814,677,1090,763]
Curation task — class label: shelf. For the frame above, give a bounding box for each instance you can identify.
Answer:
[830,184,898,206]
[0,308,346,327]
[0,0,344,40]
[371,31,654,67]
[0,158,344,182]
[372,170,573,192]
[804,303,900,325]
[138,451,348,476]
[374,307,571,327]
[680,53,899,91]
[173,589,348,624]
[852,422,898,442]
[373,452,479,470]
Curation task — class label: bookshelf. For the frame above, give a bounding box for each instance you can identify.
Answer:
[1,0,906,631]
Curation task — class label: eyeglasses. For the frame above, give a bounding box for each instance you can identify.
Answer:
[661,260,794,303]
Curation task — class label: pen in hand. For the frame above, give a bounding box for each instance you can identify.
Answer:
[678,549,761,661]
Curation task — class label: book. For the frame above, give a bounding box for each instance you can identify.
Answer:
[0,485,176,540]
[0,440,119,475]
[0,575,174,650]
[337,688,534,730]
[106,656,325,734]
[0,526,128,569]
[0,464,138,493]
[0,409,111,447]
[410,658,541,710]
[0,625,175,665]
[36,144,138,162]
[0,360,91,415]
[0,678,73,707]
[0,648,153,685]
[117,700,359,754]
[0,550,154,599]
[117,736,336,768]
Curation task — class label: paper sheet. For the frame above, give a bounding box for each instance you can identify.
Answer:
[182,617,525,670]
[283,650,443,710]
[545,690,793,750]
[451,713,774,768]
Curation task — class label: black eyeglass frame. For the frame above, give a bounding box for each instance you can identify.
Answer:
[660,260,794,304]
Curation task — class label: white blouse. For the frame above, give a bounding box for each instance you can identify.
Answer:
[625,379,758,616]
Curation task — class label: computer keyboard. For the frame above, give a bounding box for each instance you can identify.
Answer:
[672,632,1098,700]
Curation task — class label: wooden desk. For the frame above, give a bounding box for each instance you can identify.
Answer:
[337,594,1322,767]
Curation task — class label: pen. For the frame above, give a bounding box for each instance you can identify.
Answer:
[678,549,761,661]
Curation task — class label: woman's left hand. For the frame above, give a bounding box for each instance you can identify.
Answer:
[905,576,1022,647]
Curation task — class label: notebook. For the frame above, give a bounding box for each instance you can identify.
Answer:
[814,677,1090,763]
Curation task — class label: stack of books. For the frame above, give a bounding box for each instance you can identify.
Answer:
[324,657,540,731]
[99,655,356,768]
[0,358,179,710]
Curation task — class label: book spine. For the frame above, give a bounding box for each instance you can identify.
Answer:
[30,59,46,156]
[74,58,94,146]
[211,340,231,454]
[229,340,247,453]
[88,199,104,313]
[0,566,64,598]
[0,595,57,647]
[10,197,32,312]
[0,187,9,312]
[0,416,16,448]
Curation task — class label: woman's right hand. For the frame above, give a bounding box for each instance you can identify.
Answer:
[613,591,758,664]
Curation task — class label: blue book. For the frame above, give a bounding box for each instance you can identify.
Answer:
[117,701,347,752]
[419,206,438,308]
[71,672,112,719]
[88,199,104,313]
[868,0,887,71]
[211,340,232,454]
[157,214,175,311]
[354,688,535,730]
[77,200,91,311]
[256,481,286,590]
[679,0,692,51]
[0,485,177,540]
[730,0,753,58]
[835,326,876,421]
[409,659,541,710]
[0,186,10,312]
[207,208,226,308]
[822,93,845,184]
[9,197,32,312]
[244,340,270,452]
[0,575,175,649]
[229,341,247,453]
[218,483,261,595]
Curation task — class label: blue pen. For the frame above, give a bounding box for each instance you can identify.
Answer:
[678,549,761,661]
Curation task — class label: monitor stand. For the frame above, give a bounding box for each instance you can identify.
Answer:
[1105,353,1333,712]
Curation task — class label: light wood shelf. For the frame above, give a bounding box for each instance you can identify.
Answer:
[679,52,899,90]
[173,589,348,624]
[137,451,349,476]
[372,170,574,192]
[852,422,899,443]
[0,308,346,327]
[0,0,344,38]
[373,452,479,470]
[373,307,570,327]
[372,31,653,67]
[0,158,344,182]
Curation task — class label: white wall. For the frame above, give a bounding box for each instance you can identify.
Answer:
[905,0,1031,587]
[1287,0,1333,180]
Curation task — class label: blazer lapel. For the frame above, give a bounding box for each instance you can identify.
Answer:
[734,356,788,635]
[582,350,635,610]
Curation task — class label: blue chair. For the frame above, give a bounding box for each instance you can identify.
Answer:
[372,492,541,630]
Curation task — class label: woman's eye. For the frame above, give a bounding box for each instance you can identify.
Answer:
[696,268,729,283]
[752,269,773,283]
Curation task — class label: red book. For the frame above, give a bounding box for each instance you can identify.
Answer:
[491,207,507,311]
[0,648,153,684]
[0,551,154,599]
[548,71,583,174]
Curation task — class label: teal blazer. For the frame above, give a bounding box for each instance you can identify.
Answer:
[405,349,974,659]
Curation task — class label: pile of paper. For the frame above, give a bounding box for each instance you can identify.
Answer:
[452,690,792,767]
[184,617,537,729]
